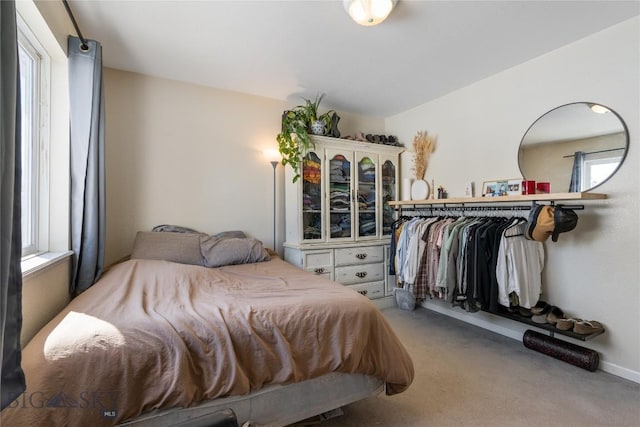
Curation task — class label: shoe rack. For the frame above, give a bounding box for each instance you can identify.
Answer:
[489,308,605,341]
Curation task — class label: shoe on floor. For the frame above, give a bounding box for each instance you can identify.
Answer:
[573,320,604,335]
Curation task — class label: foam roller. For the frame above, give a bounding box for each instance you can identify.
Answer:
[523,329,599,372]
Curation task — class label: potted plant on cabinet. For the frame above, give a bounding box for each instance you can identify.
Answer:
[304,93,334,136]
[277,94,335,182]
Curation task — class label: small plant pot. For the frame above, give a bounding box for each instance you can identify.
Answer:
[310,120,325,135]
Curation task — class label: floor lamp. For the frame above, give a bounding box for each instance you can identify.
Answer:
[270,160,278,252]
[264,149,281,252]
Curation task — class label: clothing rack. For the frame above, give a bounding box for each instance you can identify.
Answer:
[390,204,603,342]
[62,0,89,51]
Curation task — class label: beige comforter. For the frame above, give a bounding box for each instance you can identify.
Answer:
[2,257,413,426]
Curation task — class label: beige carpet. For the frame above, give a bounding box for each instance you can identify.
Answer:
[319,306,640,427]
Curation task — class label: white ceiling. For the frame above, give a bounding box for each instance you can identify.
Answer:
[522,102,628,144]
[67,0,640,117]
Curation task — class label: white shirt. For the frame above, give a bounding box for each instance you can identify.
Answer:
[496,221,545,309]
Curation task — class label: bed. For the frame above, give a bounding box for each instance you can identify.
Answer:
[1,232,414,426]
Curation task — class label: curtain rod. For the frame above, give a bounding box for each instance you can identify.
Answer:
[562,147,625,158]
[62,0,89,51]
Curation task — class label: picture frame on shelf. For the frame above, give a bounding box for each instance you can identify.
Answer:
[464,181,475,197]
[482,180,497,197]
[482,179,512,197]
[507,178,523,196]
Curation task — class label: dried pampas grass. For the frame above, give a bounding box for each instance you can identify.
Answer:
[413,131,435,180]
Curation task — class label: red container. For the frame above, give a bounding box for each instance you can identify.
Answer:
[536,182,551,193]
[522,180,536,195]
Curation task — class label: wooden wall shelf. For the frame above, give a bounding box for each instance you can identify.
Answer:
[389,192,606,207]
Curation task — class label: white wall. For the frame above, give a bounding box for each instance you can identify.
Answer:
[386,17,640,380]
[21,259,71,346]
[103,69,384,265]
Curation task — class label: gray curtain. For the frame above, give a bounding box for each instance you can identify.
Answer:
[69,36,106,294]
[1,0,26,410]
[568,151,585,192]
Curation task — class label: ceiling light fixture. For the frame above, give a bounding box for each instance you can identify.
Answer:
[589,104,610,114]
[344,0,396,26]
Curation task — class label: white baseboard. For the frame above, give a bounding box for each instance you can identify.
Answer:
[418,300,640,384]
[599,361,640,383]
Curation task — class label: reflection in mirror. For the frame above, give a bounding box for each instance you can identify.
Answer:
[518,102,628,192]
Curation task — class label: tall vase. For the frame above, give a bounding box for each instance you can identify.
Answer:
[401,178,412,201]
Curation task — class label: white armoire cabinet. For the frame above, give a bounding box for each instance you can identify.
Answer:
[284,135,403,301]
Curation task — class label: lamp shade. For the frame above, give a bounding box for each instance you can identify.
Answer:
[264,149,281,163]
[344,0,396,26]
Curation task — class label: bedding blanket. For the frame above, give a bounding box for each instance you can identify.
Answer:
[2,257,413,426]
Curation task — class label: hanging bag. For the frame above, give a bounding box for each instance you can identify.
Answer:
[394,283,416,311]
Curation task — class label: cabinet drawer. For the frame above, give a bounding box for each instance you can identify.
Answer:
[334,246,384,266]
[302,250,333,269]
[335,262,384,285]
[349,281,385,300]
[306,271,332,281]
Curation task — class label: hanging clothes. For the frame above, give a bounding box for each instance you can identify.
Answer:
[391,211,545,313]
[496,221,545,309]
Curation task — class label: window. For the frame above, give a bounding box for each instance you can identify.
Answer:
[18,15,50,258]
[582,156,621,190]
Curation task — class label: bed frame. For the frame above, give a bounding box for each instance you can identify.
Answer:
[118,373,384,427]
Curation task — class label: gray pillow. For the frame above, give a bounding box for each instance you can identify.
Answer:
[152,224,203,234]
[131,231,203,266]
[213,230,246,239]
[200,236,270,268]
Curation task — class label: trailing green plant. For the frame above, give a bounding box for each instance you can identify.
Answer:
[277,109,310,183]
[277,94,335,182]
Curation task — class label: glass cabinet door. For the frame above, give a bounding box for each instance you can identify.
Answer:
[327,150,353,240]
[356,153,378,239]
[302,151,323,241]
[381,157,397,236]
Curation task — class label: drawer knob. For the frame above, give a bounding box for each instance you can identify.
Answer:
[355,272,367,278]
[314,267,325,274]
[356,253,367,260]
[358,290,368,296]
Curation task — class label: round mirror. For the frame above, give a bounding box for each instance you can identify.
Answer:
[518,102,628,193]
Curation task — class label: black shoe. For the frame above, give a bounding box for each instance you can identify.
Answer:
[530,300,550,315]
